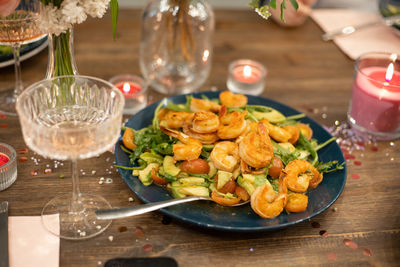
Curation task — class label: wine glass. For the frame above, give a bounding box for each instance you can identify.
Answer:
[0,0,44,116]
[16,75,125,240]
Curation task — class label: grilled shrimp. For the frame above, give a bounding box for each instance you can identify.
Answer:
[219,91,248,108]
[238,122,273,169]
[190,98,221,113]
[285,193,308,213]
[160,126,202,161]
[217,106,247,140]
[251,175,288,219]
[210,141,240,172]
[282,160,323,193]
[191,111,220,133]
[260,119,292,143]
[159,110,194,129]
[182,125,219,145]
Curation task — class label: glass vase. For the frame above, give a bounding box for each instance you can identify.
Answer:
[139,0,215,95]
[46,28,78,78]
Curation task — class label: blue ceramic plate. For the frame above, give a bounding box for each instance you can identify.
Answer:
[115,92,347,232]
[0,36,48,68]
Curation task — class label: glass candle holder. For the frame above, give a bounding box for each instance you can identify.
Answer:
[227,59,267,96]
[0,143,17,191]
[348,52,400,140]
[109,74,148,115]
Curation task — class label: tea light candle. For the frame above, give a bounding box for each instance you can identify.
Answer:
[0,152,9,167]
[109,74,148,115]
[348,52,400,140]
[227,59,267,96]
[0,143,17,191]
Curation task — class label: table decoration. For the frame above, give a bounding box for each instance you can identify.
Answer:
[0,0,44,116]
[348,52,400,140]
[109,74,148,115]
[139,0,214,95]
[16,75,124,240]
[38,0,119,78]
[227,59,267,96]
[0,142,17,191]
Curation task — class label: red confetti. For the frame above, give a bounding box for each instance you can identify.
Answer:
[319,230,328,237]
[0,114,6,119]
[345,154,356,160]
[311,222,320,228]
[0,123,8,128]
[44,168,52,174]
[326,252,337,261]
[341,147,348,154]
[344,238,358,249]
[357,141,365,147]
[17,148,28,154]
[134,226,145,238]
[30,170,38,176]
[18,157,28,162]
[363,248,372,257]
[354,161,362,166]
[351,174,360,180]
[370,146,378,152]
[143,244,153,252]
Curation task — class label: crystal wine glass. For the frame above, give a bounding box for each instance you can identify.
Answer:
[0,0,44,116]
[16,75,124,240]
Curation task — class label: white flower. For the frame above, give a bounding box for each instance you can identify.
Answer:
[82,0,110,18]
[38,3,71,35]
[61,0,87,24]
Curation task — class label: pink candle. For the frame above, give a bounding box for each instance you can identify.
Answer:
[234,65,261,83]
[0,152,9,167]
[350,65,400,132]
[114,82,142,99]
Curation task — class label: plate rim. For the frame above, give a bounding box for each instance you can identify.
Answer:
[115,91,347,232]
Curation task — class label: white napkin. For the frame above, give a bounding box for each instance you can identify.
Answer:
[8,215,59,267]
[311,9,400,60]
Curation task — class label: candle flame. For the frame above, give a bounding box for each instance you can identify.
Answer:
[123,82,131,93]
[385,63,394,82]
[243,65,252,77]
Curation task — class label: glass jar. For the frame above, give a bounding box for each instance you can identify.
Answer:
[140,0,214,95]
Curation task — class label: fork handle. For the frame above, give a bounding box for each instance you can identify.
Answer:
[95,196,208,220]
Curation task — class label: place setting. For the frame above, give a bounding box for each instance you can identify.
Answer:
[0,0,399,266]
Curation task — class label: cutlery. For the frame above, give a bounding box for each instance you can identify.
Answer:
[322,14,400,41]
[95,196,249,220]
[0,201,9,267]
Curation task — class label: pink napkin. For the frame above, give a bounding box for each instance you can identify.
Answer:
[311,9,400,60]
[8,215,60,267]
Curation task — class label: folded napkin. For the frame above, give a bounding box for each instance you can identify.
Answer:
[9,215,59,267]
[311,9,400,60]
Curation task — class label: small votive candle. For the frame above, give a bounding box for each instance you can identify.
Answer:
[227,59,267,96]
[0,143,17,191]
[109,74,148,115]
[348,52,400,140]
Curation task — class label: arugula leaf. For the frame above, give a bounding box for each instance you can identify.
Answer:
[272,140,299,165]
[317,161,345,173]
[296,132,318,167]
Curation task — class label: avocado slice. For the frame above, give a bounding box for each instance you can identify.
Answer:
[137,163,159,186]
[163,156,180,176]
[252,109,286,123]
[179,177,206,185]
[178,186,209,197]
[171,181,186,198]
[217,170,232,189]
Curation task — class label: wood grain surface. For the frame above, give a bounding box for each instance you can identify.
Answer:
[0,9,399,267]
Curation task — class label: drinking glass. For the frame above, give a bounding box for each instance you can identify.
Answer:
[0,0,44,116]
[16,75,124,240]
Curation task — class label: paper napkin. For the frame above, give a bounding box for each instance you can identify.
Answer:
[8,215,59,267]
[311,9,400,60]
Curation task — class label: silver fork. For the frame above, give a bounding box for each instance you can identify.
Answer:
[322,14,400,41]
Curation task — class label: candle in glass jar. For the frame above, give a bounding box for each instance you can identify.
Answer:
[348,52,400,139]
[0,152,9,167]
[227,59,266,96]
[114,82,142,98]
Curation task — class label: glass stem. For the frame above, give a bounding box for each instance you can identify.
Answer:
[71,159,81,211]
[12,43,23,98]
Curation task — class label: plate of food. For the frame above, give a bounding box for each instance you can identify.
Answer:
[115,91,346,232]
[0,35,48,68]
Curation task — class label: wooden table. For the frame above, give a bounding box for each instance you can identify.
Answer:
[1,9,399,267]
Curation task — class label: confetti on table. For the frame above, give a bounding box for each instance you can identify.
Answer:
[351,174,360,180]
[319,230,328,238]
[134,226,145,238]
[345,154,356,160]
[354,161,362,166]
[18,157,28,162]
[344,238,358,249]
[118,226,128,233]
[370,146,378,152]
[17,148,28,154]
[0,114,6,119]
[0,123,8,128]
[143,244,153,252]
[363,248,372,257]
[326,252,337,261]
[30,170,38,176]
[44,168,52,174]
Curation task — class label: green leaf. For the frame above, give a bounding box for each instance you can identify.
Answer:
[110,0,119,40]
[317,161,345,173]
[270,0,277,9]
[280,0,287,22]
[289,0,299,10]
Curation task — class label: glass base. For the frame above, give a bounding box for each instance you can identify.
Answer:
[41,193,112,240]
[0,88,17,116]
[348,113,400,141]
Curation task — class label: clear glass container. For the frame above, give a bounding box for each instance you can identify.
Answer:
[0,143,17,191]
[139,0,215,95]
